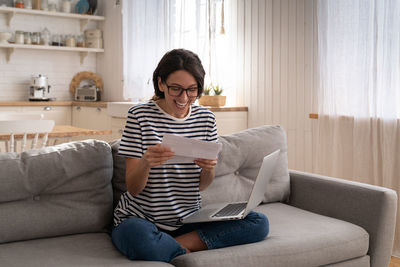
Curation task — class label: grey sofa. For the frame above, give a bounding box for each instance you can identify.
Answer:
[0,125,396,267]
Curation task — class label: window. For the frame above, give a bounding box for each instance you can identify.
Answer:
[122,0,231,103]
[317,0,400,119]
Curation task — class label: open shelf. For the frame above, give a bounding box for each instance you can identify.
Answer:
[0,43,104,64]
[0,6,105,30]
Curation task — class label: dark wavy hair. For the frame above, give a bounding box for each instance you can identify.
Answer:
[152,49,205,100]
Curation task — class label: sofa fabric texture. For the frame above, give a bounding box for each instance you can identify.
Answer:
[171,203,369,267]
[289,170,397,267]
[0,140,113,244]
[204,125,290,205]
[0,125,396,267]
[0,233,173,267]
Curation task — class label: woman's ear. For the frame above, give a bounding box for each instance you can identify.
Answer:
[158,77,164,92]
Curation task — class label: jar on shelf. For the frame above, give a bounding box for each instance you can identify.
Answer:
[65,34,76,47]
[51,34,61,46]
[48,2,56,11]
[33,0,40,9]
[76,34,85,47]
[59,35,66,46]
[41,27,51,45]
[31,32,41,45]
[15,0,24,8]
[41,0,48,10]
[24,0,32,9]
[24,32,32,44]
[15,31,25,44]
[61,0,71,13]
[0,0,13,7]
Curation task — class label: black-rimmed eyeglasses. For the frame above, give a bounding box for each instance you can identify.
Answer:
[164,83,199,97]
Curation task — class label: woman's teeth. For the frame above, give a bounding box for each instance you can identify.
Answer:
[176,102,186,108]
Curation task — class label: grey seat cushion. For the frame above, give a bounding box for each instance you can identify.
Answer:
[171,203,369,267]
[0,140,114,243]
[0,233,173,267]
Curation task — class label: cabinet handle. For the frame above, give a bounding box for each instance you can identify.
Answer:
[43,106,52,111]
[76,106,81,110]
[96,107,102,112]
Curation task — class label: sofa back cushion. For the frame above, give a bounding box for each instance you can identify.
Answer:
[0,140,113,244]
[110,139,126,209]
[201,125,290,205]
[111,125,290,208]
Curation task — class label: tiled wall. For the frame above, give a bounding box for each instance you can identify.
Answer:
[0,1,101,101]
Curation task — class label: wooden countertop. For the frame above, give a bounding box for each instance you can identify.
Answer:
[0,101,108,108]
[0,101,74,106]
[0,101,247,111]
[0,125,112,140]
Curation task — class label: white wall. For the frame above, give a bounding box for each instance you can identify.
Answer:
[232,0,317,172]
[96,0,123,102]
[0,0,102,101]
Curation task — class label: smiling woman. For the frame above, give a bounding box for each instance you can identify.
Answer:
[151,49,205,118]
[111,48,269,262]
[156,70,198,118]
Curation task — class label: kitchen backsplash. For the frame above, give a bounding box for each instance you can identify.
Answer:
[0,0,101,101]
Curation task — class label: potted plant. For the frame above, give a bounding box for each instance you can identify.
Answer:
[198,84,226,107]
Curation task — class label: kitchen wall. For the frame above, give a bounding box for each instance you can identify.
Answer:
[0,0,317,173]
[0,0,104,101]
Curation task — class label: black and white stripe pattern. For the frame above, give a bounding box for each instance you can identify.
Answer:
[114,100,218,231]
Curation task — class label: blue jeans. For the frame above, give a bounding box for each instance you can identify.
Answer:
[111,211,269,262]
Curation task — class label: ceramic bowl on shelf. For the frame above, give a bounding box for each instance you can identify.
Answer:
[0,32,11,44]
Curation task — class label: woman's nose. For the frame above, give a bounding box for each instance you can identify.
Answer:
[178,90,189,101]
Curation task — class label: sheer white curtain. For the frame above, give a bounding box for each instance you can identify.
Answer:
[122,0,235,103]
[316,0,400,255]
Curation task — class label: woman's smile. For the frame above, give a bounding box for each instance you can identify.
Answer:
[157,70,198,118]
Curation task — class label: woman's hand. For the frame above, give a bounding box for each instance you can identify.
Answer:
[194,158,218,172]
[195,158,218,191]
[142,144,175,168]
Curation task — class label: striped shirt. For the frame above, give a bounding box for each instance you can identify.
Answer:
[113,100,218,231]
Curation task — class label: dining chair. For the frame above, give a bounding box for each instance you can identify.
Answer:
[0,114,55,153]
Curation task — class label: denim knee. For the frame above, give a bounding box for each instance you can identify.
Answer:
[246,212,269,241]
[111,217,186,262]
[112,218,156,260]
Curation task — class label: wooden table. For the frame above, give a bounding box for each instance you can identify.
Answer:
[0,125,112,140]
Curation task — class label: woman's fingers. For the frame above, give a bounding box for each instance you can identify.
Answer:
[144,144,175,167]
[194,158,218,170]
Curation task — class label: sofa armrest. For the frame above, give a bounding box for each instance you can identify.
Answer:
[288,170,397,267]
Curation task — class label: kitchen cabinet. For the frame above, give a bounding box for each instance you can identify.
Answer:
[214,111,248,135]
[0,6,105,64]
[72,105,113,142]
[21,105,71,125]
[0,105,71,125]
[110,117,126,141]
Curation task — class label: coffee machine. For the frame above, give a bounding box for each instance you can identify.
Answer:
[29,74,51,101]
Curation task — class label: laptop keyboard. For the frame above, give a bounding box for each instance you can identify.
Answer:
[212,202,247,218]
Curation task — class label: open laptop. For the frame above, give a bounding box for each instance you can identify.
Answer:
[181,149,280,223]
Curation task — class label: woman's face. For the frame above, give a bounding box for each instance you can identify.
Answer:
[158,70,198,118]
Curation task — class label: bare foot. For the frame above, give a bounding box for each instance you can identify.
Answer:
[175,231,207,252]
